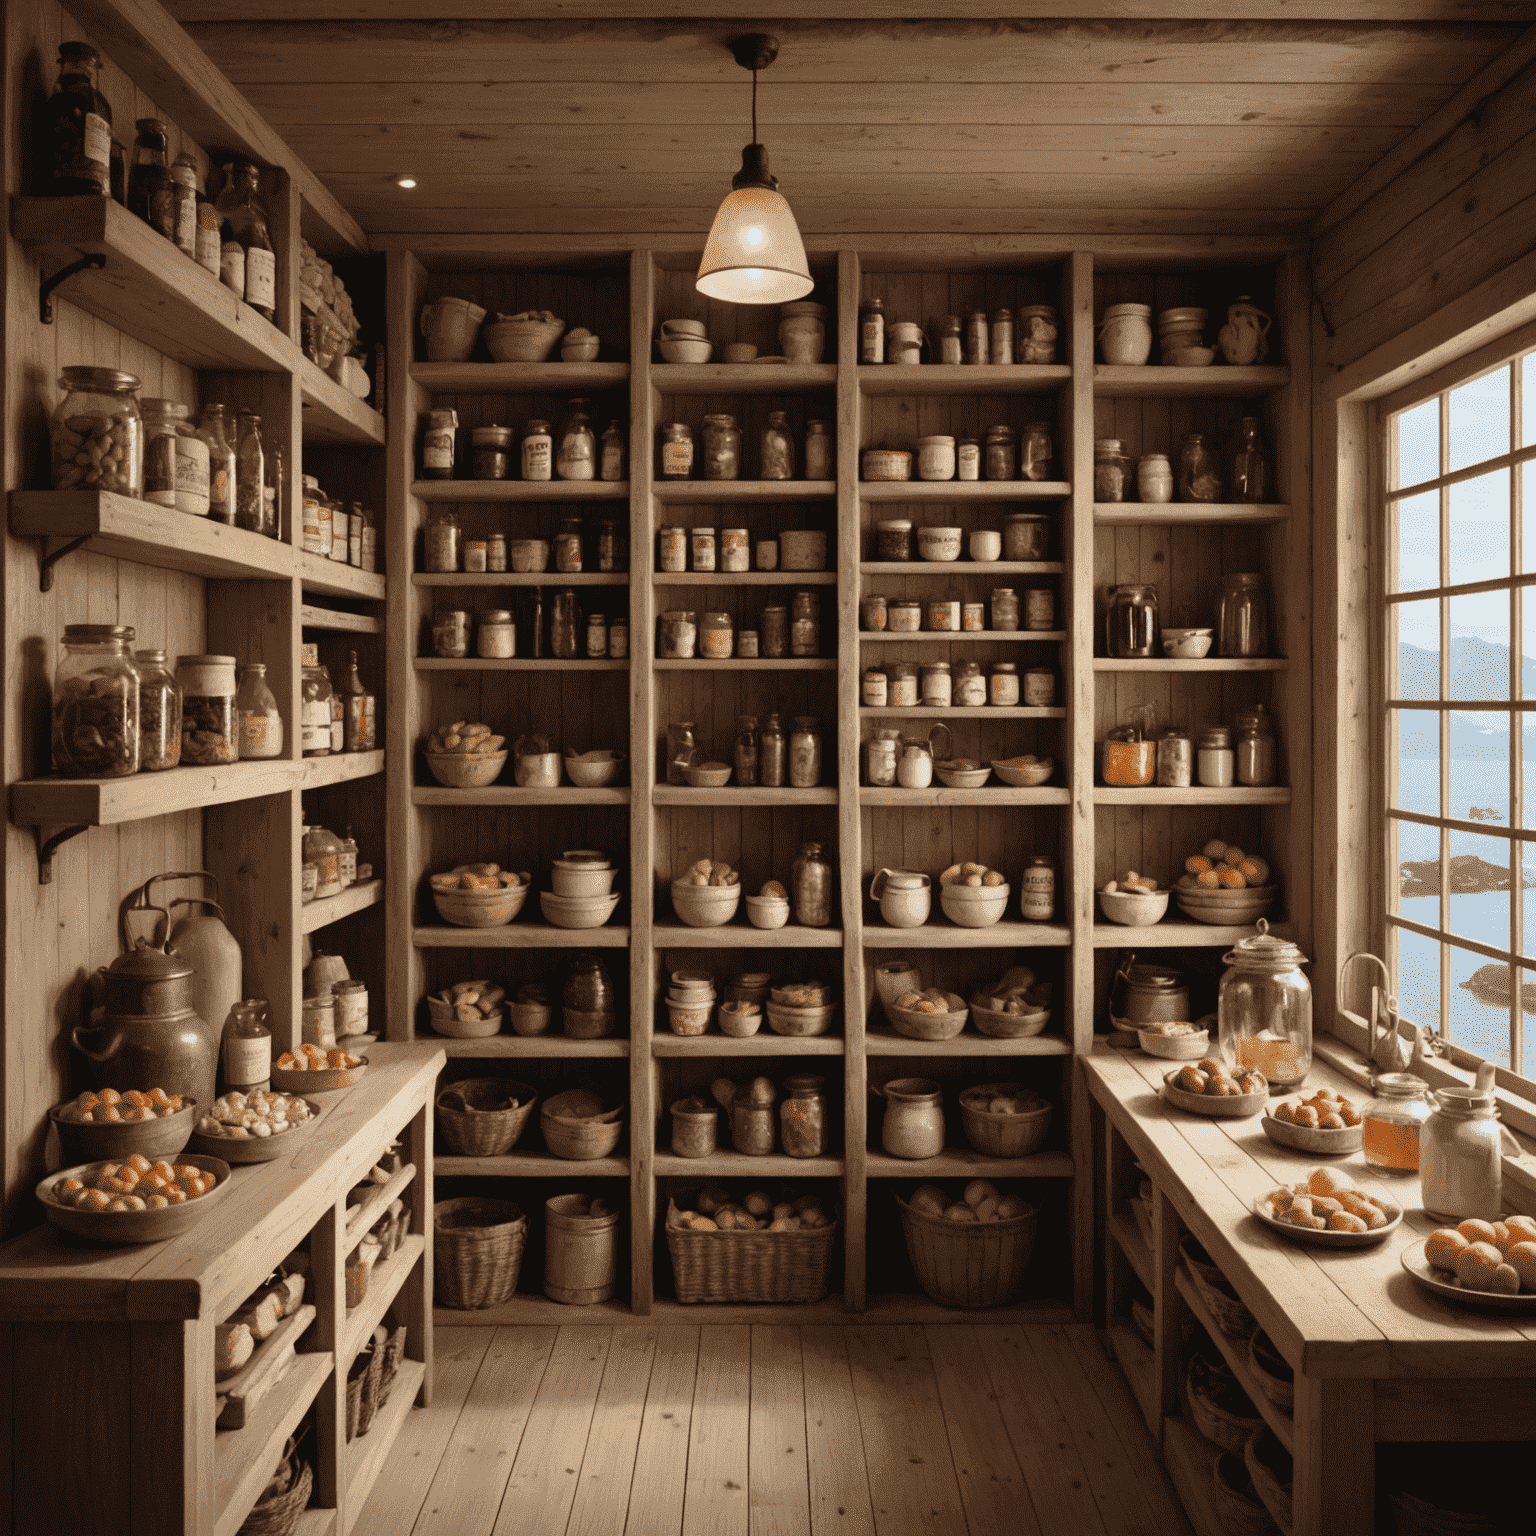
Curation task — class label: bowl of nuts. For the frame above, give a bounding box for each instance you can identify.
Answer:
[887,988,968,1041]
[938,862,1010,927]
[423,720,507,788]
[430,864,530,927]
[672,859,742,927]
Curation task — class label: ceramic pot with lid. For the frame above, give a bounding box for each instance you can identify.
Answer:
[870,869,931,928]
[1113,959,1189,1025]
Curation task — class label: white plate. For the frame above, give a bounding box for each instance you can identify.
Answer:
[1250,1191,1402,1248]
[1399,1240,1536,1311]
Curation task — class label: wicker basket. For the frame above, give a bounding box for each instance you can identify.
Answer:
[896,1193,1038,1308]
[345,1328,386,1441]
[665,1199,836,1304]
[958,1086,1053,1158]
[1214,1451,1283,1536]
[378,1319,408,1406]
[1187,1353,1265,1454]
[236,1441,312,1536]
[435,1197,527,1310]
[1180,1234,1256,1339]
[436,1078,538,1156]
[1244,1425,1294,1536]
[1390,1493,1509,1536]
[541,1104,624,1161]
[1247,1328,1295,1414]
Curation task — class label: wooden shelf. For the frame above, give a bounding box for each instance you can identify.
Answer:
[859,787,1070,807]
[345,1358,426,1519]
[864,1027,1071,1057]
[1094,503,1288,526]
[653,658,836,671]
[860,705,1066,720]
[1109,1209,1154,1291]
[14,758,308,829]
[1093,786,1291,805]
[859,364,1072,395]
[860,630,1066,644]
[10,491,293,584]
[413,785,629,806]
[654,787,837,806]
[860,561,1066,576]
[343,1234,426,1363]
[344,1164,418,1258]
[213,1351,334,1536]
[654,570,838,585]
[653,1152,845,1177]
[414,571,629,587]
[420,1032,630,1057]
[11,196,292,372]
[299,359,385,447]
[652,922,843,949]
[1091,920,1292,948]
[301,604,385,634]
[863,920,1072,949]
[651,480,837,503]
[300,750,385,790]
[1161,1415,1229,1536]
[436,1152,630,1177]
[860,480,1071,501]
[865,1147,1074,1178]
[414,923,630,949]
[412,479,628,501]
[410,361,629,393]
[298,552,386,602]
[1093,657,1288,672]
[301,879,383,935]
[652,363,837,394]
[1093,364,1292,398]
[651,1034,845,1056]
[415,657,628,672]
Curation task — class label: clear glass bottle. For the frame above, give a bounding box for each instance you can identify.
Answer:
[51,366,142,497]
[37,41,111,198]
[422,408,457,480]
[789,716,823,788]
[234,411,265,532]
[1362,1074,1434,1176]
[1231,417,1269,504]
[300,642,333,757]
[733,715,759,787]
[780,1074,829,1158]
[127,118,175,240]
[263,445,283,540]
[177,653,239,765]
[338,826,360,890]
[304,823,344,901]
[792,841,834,927]
[338,650,375,752]
[760,713,787,787]
[600,420,627,482]
[804,419,833,480]
[221,998,272,1096]
[199,403,237,525]
[985,424,1018,480]
[1177,432,1224,502]
[53,625,140,778]
[666,720,697,786]
[556,398,596,481]
[1234,703,1278,786]
[166,151,198,261]
[702,413,742,480]
[761,411,795,480]
[135,648,181,772]
[236,662,283,759]
[1217,922,1312,1089]
[215,161,276,320]
[550,589,581,659]
[1218,572,1270,658]
[991,587,1020,631]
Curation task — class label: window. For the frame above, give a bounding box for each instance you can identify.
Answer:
[1384,340,1536,1078]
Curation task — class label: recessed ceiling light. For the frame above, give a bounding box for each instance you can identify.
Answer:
[396,175,417,189]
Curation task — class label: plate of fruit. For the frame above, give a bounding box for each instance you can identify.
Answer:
[1162,1060,1268,1117]
[1400,1216,1536,1310]
[1252,1167,1401,1247]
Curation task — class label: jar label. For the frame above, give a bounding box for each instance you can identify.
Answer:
[240,713,282,757]
[175,439,210,498]
[1023,672,1055,706]
[82,112,111,170]
[219,243,245,296]
[339,850,357,885]
[423,430,453,470]
[661,441,693,476]
[223,1032,270,1086]
[143,434,177,505]
[244,245,276,310]
[301,699,331,751]
[196,223,222,276]
[522,439,552,479]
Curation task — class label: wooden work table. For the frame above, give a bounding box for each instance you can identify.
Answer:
[1082,1039,1536,1536]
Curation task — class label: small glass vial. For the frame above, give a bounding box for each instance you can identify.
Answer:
[338,827,359,889]
[597,519,624,573]
[660,421,694,480]
[1197,726,1235,787]
[989,662,1020,707]
[425,510,461,573]
[920,661,952,707]
[1021,857,1055,921]
[422,408,457,479]
[956,438,981,480]
[1023,667,1055,707]
[984,425,1018,481]
[990,308,1014,365]
[863,667,889,706]
[1231,417,1269,504]
[964,311,989,366]
[860,297,885,364]
[1156,728,1194,788]
[805,419,833,480]
[521,419,553,480]
[691,527,717,572]
[955,661,986,706]
[991,587,1020,632]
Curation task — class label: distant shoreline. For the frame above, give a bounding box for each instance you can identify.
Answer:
[1399,852,1536,898]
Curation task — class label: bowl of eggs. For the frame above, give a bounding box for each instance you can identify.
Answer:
[187,1090,321,1162]
[887,987,969,1040]
[672,860,742,927]
[939,862,1009,927]
[1262,1087,1363,1153]
[1172,839,1277,925]
[959,1084,1054,1158]
[1099,871,1170,926]
[38,1152,231,1244]
[50,1087,195,1163]
[1403,1214,1536,1309]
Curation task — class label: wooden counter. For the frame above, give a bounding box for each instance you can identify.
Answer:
[1082,1040,1536,1536]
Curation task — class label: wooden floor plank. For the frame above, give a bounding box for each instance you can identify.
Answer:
[409,1327,557,1536]
[749,1327,811,1536]
[844,1326,969,1536]
[351,1327,495,1536]
[800,1328,877,1536]
[492,1326,612,1536]
[566,1328,659,1536]
[683,1325,752,1536]
[923,1326,1041,1536]
[624,1326,701,1536]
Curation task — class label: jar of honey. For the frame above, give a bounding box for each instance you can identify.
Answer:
[1361,1074,1435,1175]
[1101,726,1154,786]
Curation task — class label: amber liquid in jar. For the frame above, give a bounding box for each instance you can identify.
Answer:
[1363,1116,1421,1174]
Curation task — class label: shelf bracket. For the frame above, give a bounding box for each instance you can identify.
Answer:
[35,825,89,883]
[38,534,90,593]
[39,254,106,324]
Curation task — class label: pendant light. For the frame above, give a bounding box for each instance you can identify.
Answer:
[696,34,814,306]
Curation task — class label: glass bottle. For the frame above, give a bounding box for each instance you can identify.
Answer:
[325,663,344,754]
[1362,1074,1434,1176]
[199,404,237,525]
[733,715,759,787]
[789,716,823,788]
[304,824,344,900]
[556,398,596,481]
[1177,432,1224,502]
[804,419,833,480]
[600,420,627,481]
[938,314,963,364]
[760,713,786,787]
[780,1075,828,1158]
[262,445,283,540]
[134,648,181,772]
[234,411,265,532]
[167,151,199,259]
[550,589,580,659]
[1021,421,1054,482]
[761,411,795,480]
[338,826,360,890]
[188,159,222,276]
[215,161,276,321]
[554,513,584,573]
[1234,704,1277,787]
[860,297,885,364]
[53,625,140,778]
[702,413,742,480]
[51,366,143,497]
[221,999,272,1096]
[300,642,333,757]
[791,841,834,927]
[1105,583,1159,658]
[1217,922,1312,1089]
[338,650,376,753]
[865,726,901,787]
[37,41,111,198]
[1218,572,1270,658]
[425,510,461,573]
[666,720,697,786]
[236,662,283,759]
[127,118,175,240]
[1231,417,1269,504]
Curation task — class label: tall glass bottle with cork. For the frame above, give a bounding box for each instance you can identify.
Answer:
[215,161,276,321]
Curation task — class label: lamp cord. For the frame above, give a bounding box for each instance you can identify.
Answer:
[752,67,758,144]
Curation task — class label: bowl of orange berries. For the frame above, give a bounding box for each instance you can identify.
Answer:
[38,1152,231,1244]
[1403,1215,1536,1310]
[270,1043,368,1094]
[50,1087,196,1163]
[1262,1086,1364,1153]
[1172,839,1277,926]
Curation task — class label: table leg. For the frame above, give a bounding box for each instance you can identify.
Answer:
[1151,1186,1182,1428]
[1292,1375,1374,1536]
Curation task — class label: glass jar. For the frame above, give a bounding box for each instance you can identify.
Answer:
[887,662,919,707]
[431,609,470,659]
[791,590,821,657]
[920,662,952,707]
[1024,588,1056,631]
[925,598,960,632]
[550,589,581,659]
[659,610,697,660]
[659,421,694,480]
[877,520,914,561]
[1218,572,1270,658]
[464,424,511,480]
[860,297,885,363]
[37,41,112,198]
[989,662,1020,707]
[422,407,457,479]
[955,661,987,706]
[1235,703,1278,786]
[1138,453,1173,504]
[1003,513,1049,562]
[550,513,582,574]
[760,605,789,659]
[792,840,834,926]
[1216,922,1312,1089]
[556,398,596,480]
[760,714,786,787]
[938,315,963,365]
[1156,727,1193,788]
[300,643,332,756]
[177,653,239,765]
[521,419,553,481]
[1106,583,1158,658]
[463,539,487,573]
[1102,727,1155,786]
[479,609,516,659]
[234,411,266,534]
[991,587,1020,632]
[861,593,888,632]
[732,715,759,787]
[700,611,734,660]
[862,667,889,707]
[990,308,1014,365]
[1197,726,1235,788]
[762,411,795,479]
[888,599,923,634]
[965,311,989,366]
[600,421,627,482]
[585,612,607,659]
[691,527,716,572]
[51,367,142,496]
[731,1098,777,1156]
[865,727,901,786]
[127,117,174,237]
[425,511,461,573]
[201,404,237,525]
[963,602,986,633]
[1093,438,1133,503]
[984,425,1018,481]
[487,531,507,572]
[957,438,981,480]
[304,824,344,902]
[1178,433,1224,502]
[702,413,741,480]
[1020,421,1054,482]
[1017,304,1059,364]
[918,435,956,481]
[53,625,140,777]
[657,526,687,573]
[141,398,209,516]
[805,420,833,480]
[1023,666,1055,707]
[1231,417,1269,504]
[236,662,283,759]
[666,720,697,785]
[1361,1075,1435,1175]
[1421,1080,1518,1222]
[134,648,180,772]
[1021,856,1055,921]
[781,1075,829,1158]
[790,717,823,788]
[592,519,623,574]
[720,527,750,573]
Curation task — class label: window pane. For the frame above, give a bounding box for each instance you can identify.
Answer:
[1445,831,1512,974]
[1449,593,1506,700]
[1450,712,1509,828]
[1393,912,1441,1039]
[1525,459,1536,572]
[1448,366,1510,473]
[1448,944,1515,1068]
[1395,398,1439,489]
[1523,352,1536,450]
[1447,469,1510,588]
[1392,489,1439,592]
[1394,598,1439,699]
[1391,707,1439,821]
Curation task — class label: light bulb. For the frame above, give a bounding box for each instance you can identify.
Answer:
[396,175,417,189]
[745,227,763,246]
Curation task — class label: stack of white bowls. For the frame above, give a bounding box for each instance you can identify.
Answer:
[666,970,715,1035]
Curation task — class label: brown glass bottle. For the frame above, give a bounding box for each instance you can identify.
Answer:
[127,118,175,240]
[37,42,112,197]
[215,161,276,321]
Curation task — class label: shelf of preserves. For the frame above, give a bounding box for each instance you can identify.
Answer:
[413,786,630,807]
[860,481,1071,502]
[436,1152,630,1177]
[651,481,838,504]
[860,705,1066,721]
[653,787,837,807]
[298,553,386,602]
[345,1358,426,1520]
[415,658,628,672]
[10,490,293,585]
[651,1035,844,1057]
[420,1034,630,1057]
[342,1234,426,1362]
[860,561,1067,577]
[11,196,292,373]
[1091,920,1293,948]
[1093,504,1289,526]
[654,571,839,586]
[298,359,385,447]
[858,364,1072,396]
[1109,1209,1153,1291]
[861,631,1067,645]
[412,479,629,501]
[409,361,629,393]
[863,920,1071,949]
[864,1148,1074,1179]
[858,788,1071,808]
[864,1028,1072,1057]
[653,1152,845,1178]
[414,923,630,949]
[653,658,836,672]
[1092,365,1292,398]
[300,604,385,634]
[650,362,837,394]
[300,879,384,935]
[1093,787,1291,806]
[652,922,843,949]
[1093,657,1288,672]
[415,572,629,587]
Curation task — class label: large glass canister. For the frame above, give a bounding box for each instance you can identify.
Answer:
[1105,583,1158,658]
[1361,1074,1434,1176]
[51,366,142,496]
[53,624,141,777]
[1218,572,1270,658]
[1217,921,1311,1089]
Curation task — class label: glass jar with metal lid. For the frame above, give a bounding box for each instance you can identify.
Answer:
[1094,438,1134,502]
[791,589,821,656]
[887,661,919,707]
[861,593,888,632]
[1105,583,1158,658]
[658,610,697,660]
[424,510,461,573]
[702,413,741,480]
[984,425,1018,481]
[176,653,239,765]
[989,662,1020,707]
[51,366,142,496]
[780,1074,829,1158]
[990,587,1020,632]
[888,598,922,634]
[1217,920,1311,1089]
[760,605,789,658]
[135,648,181,772]
[691,526,717,572]
[699,611,734,659]
[478,609,516,659]
[955,661,986,706]
[554,513,584,573]
[877,519,914,561]
[1362,1074,1434,1176]
[789,718,823,788]
[658,525,687,572]
[659,421,693,480]
[1234,703,1277,785]
[53,625,140,777]
[1197,726,1234,787]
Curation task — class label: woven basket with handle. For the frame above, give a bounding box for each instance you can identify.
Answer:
[436,1078,538,1156]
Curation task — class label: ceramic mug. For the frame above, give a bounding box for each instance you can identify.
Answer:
[870,868,931,928]
[887,320,925,365]
[419,296,486,363]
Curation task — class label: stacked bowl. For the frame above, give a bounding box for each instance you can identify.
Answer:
[1159,306,1213,367]
[542,849,621,929]
[666,970,715,1036]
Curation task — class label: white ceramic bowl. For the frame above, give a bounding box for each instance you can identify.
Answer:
[672,879,742,928]
[550,864,618,898]
[564,751,624,787]
[968,530,1002,563]
[918,527,963,562]
[1136,1026,1209,1060]
[561,336,600,362]
[659,337,712,364]
[1162,631,1214,659]
[539,890,621,929]
[940,882,1009,928]
[1099,887,1170,926]
[745,894,790,929]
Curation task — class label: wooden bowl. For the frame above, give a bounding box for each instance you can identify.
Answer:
[1099,888,1170,926]
[887,992,968,1040]
[959,1085,1054,1158]
[939,882,1009,927]
[423,750,507,789]
[49,1099,197,1164]
[1173,885,1277,926]
[969,1000,1051,1038]
[745,894,790,929]
[271,1057,369,1094]
[539,890,620,929]
[483,315,564,362]
[684,761,733,788]
[564,751,624,787]
[990,758,1054,788]
[1161,1069,1266,1118]
[671,879,741,927]
[765,1001,836,1036]
[1136,1026,1210,1060]
[38,1153,232,1244]
[935,763,991,789]
[432,882,529,928]
[187,1099,323,1163]
[1260,1109,1363,1154]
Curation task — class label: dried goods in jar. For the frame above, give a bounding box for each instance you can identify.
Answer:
[177,654,240,765]
[135,648,181,772]
[53,625,140,778]
[51,367,142,496]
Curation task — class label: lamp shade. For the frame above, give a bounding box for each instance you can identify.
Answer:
[696,183,813,305]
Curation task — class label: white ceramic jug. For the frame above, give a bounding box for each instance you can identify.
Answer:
[1218,297,1272,365]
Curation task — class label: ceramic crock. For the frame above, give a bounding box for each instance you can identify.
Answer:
[876,1077,945,1159]
[870,869,931,928]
